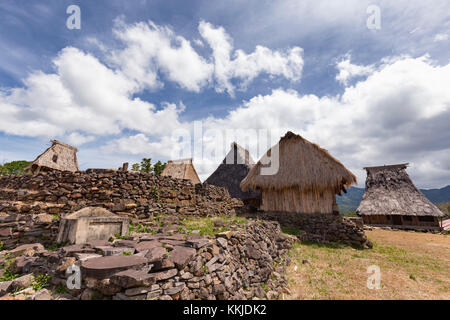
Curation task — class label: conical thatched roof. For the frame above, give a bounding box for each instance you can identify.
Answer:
[357,164,444,217]
[25,140,80,173]
[240,131,356,194]
[205,142,260,199]
[161,158,201,184]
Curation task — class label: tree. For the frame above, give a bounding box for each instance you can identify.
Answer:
[130,158,167,175]
[140,158,153,173]
[153,160,167,176]
[0,161,31,175]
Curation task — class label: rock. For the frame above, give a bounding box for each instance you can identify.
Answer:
[81,255,148,279]
[0,281,12,297]
[61,244,96,256]
[11,274,34,291]
[150,268,178,281]
[31,289,52,300]
[81,288,98,300]
[135,241,161,253]
[12,256,37,274]
[168,246,196,269]
[125,286,151,296]
[254,286,265,298]
[216,231,234,239]
[95,246,135,256]
[144,246,167,263]
[110,269,155,288]
[7,243,45,257]
[302,259,310,264]
[186,238,210,249]
[152,258,175,271]
[164,283,185,295]
[159,295,173,300]
[35,213,54,224]
[247,246,261,260]
[113,240,137,248]
[213,219,225,227]
[73,253,102,262]
[216,237,228,249]
[56,257,76,273]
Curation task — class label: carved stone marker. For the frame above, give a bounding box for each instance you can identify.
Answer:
[57,207,129,244]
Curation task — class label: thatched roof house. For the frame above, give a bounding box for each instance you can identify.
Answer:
[161,158,201,184]
[205,142,260,201]
[241,131,357,213]
[24,140,80,173]
[357,164,444,229]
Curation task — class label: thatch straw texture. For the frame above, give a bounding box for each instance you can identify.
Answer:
[205,142,260,200]
[25,140,79,173]
[240,131,356,194]
[161,158,201,184]
[357,164,444,217]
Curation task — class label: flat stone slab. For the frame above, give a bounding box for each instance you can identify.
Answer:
[186,238,210,249]
[135,241,161,253]
[168,246,196,269]
[110,269,155,288]
[144,247,167,263]
[81,255,148,279]
[149,268,178,281]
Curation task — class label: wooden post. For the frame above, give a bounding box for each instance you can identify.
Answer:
[122,162,129,172]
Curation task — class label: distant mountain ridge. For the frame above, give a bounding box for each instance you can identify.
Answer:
[336,185,450,213]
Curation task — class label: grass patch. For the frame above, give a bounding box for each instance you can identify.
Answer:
[0,255,20,282]
[181,216,248,236]
[285,229,450,300]
[31,274,52,291]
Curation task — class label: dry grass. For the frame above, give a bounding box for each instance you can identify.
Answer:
[285,229,450,300]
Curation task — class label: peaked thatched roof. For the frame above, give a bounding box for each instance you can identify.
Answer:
[205,142,260,199]
[25,140,80,173]
[240,131,356,194]
[161,158,201,184]
[357,164,444,217]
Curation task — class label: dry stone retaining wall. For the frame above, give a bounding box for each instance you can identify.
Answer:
[248,211,373,249]
[0,221,294,300]
[0,170,242,249]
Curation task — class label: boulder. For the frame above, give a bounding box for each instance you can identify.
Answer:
[168,246,196,269]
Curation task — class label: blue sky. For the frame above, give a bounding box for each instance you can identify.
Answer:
[0,0,449,187]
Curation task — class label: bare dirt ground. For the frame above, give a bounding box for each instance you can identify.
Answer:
[285,229,450,300]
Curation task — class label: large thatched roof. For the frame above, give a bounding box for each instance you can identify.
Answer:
[240,131,357,194]
[25,140,79,173]
[357,164,444,217]
[204,142,260,199]
[161,158,201,184]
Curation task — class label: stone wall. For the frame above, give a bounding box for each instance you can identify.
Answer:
[0,170,242,249]
[245,211,372,249]
[0,221,294,300]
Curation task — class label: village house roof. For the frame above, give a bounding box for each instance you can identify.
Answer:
[161,158,201,184]
[25,140,80,173]
[240,131,357,194]
[205,142,260,199]
[357,163,444,217]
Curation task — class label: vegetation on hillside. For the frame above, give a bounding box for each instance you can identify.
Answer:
[131,158,167,175]
[0,161,31,176]
[436,202,450,219]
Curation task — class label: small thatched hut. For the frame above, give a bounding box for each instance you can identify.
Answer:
[205,142,260,203]
[161,158,201,184]
[356,164,444,229]
[24,140,80,173]
[240,131,357,213]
